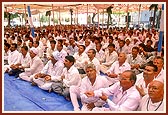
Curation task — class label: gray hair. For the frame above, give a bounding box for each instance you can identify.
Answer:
[84,63,96,71]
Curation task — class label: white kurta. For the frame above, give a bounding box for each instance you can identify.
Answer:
[70,75,109,111]
[137,94,164,111]
[33,60,64,90]
[19,56,44,82]
[100,50,118,74]
[85,57,101,75]
[73,52,88,69]
[92,82,141,111]
[16,53,31,68]
[106,61,131,85]
[62,65,81,88]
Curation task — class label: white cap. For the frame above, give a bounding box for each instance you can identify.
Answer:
[52,51,60,60]
[125,37,131,41]
[30,47,38,55]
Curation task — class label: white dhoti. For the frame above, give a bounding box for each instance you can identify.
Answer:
[33,77,52,90]
[92,106,110,111]
[69,85,81,111]
[19,72,34,82]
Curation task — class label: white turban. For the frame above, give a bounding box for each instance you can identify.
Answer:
[30,47,39,55]
[52,51,60,61]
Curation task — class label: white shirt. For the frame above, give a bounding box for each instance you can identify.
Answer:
[154,69,164,83]
[25,56,44,75]
[80,75,109,106]
[8,50,20,66]
[86,57,101,75]
[4,50,11,61]
[54,49,67,63]
[135,74,149,96]
[95,49,105,63]
[16,52,31,68]
[102,50,118,67]
[126,54,144,75]
[73,52,88,69]
[124,43,134,54]
[46,47,57,58]
[116,45,127,54]
[107,61,131,84]
[41,60,64,82]
[138,94,164,111]
[61,65,81,87]
[94,82,141,111]
[67,45,78,56]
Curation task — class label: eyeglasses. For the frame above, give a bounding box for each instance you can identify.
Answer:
[148,86,159,91]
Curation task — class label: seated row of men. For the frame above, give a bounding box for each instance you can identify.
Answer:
[4,44,164,111]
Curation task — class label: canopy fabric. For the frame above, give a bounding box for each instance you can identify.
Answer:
[3,3,162,15]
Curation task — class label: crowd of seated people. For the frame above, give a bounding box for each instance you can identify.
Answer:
[4,24,165,111]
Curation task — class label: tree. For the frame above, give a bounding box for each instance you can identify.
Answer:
[4,12,19,26]
[149,4,158,28]
[106,6,113,29]
[70,9,73,25]
[46,11,51,25]
[92,13,97,24]
[40,15,48,25]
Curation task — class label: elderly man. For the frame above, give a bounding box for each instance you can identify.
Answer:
[69,63,109,111]
[19,47,44,82]
[85,70,141,111]
[31,51,64,91]
[137,80,164,111]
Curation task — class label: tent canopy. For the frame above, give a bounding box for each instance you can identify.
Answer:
[4,3,162,15]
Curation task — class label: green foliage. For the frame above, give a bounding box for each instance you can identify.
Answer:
[46,11,51,16]
[40,15,48,23]
[53,18,58,24]
[4,12,19,20]
[65,18,70,22]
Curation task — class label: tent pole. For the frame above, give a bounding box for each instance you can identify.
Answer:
[52,4,55,35]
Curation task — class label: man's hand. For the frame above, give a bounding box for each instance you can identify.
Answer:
[45,75,51,81]
[87,103,95,110]
[61,75,65,81]
[84,91,94,97]
[100,93,108,101]
[136,85,146,97]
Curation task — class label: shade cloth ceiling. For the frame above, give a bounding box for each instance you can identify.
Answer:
[3,3,162,15]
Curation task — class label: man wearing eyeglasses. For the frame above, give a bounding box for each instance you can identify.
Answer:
[84,70,141,111]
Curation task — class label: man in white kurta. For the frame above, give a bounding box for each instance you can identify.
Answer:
[4,43,20,72]
[126,46,144,75]
[8,46,31,77]
[19,47,44,82]
[135,62,158,97]
[85,49,101,75]
[100,43,118,74]
[85,70,141,111]
[137,80,164,111]
[73,45,88,73]
[106,53,131,86]
[32,51,64,91]
[69,63,109,111]
[51,55,81,99]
